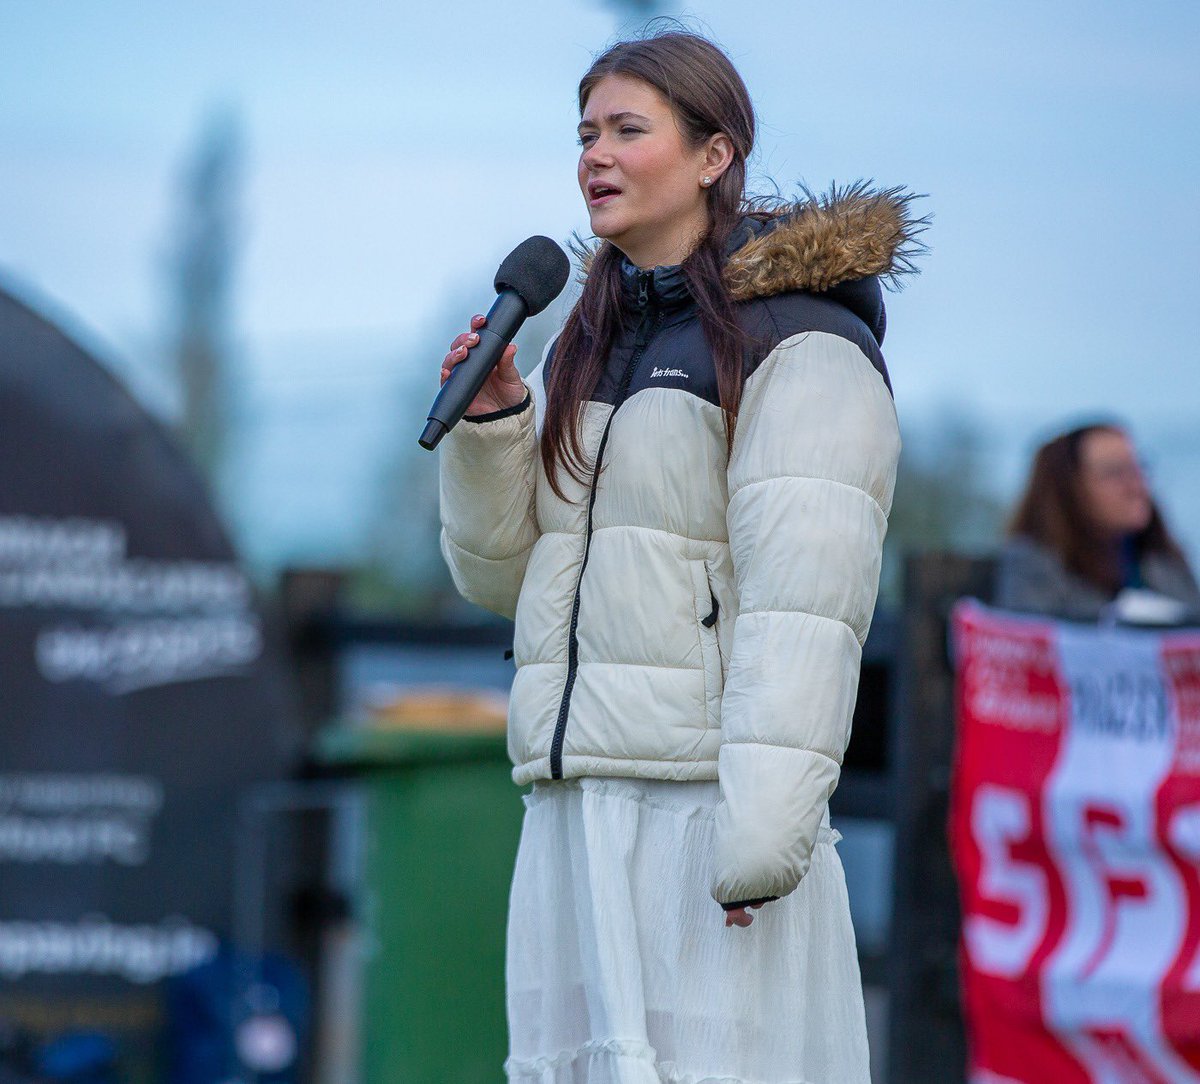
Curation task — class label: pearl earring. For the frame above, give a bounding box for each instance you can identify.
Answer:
[702,176,713,187]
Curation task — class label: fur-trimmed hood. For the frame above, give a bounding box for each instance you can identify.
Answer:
[724,182,927,298]
[604,182,927,346]
[724,183,927,345]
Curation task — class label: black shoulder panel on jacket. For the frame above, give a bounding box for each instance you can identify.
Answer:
[745,290,892,395]
[617,290,893,407]
[543,288,892,408]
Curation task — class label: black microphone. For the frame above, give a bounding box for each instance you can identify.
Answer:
[419,235,570,450]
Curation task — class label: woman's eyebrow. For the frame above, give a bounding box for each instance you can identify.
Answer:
[577,111,652,132]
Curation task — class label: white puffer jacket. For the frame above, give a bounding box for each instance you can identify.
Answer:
[440,186,918,907]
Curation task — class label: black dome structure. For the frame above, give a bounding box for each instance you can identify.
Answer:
[0,283,297,1076]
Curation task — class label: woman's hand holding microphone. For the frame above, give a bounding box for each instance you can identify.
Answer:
[441,314,526,417]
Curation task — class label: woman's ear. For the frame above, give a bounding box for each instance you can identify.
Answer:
[703,133,734,184]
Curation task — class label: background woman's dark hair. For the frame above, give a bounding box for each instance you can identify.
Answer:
[1008,422,1187,593]
[541,30,757,497]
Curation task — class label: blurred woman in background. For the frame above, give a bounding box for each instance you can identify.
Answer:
[996,421,1200,623]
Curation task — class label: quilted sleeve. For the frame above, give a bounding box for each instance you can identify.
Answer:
[438,373,542,621]
[711,331,900,907]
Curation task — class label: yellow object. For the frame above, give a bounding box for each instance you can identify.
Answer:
[366,687,508,732]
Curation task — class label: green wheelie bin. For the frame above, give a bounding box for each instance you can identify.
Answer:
[316,724,525,1083]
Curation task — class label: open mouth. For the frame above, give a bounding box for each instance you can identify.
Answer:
[588,181,622,204]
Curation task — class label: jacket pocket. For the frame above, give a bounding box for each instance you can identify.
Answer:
[690,559,725,729]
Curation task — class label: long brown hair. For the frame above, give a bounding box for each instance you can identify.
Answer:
[1008,422,1187,593]
[541,31,757,498]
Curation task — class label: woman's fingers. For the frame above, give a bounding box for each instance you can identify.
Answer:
[723,901,766,928]
[445,316,488,366]
[724,908,753,928]
[440,316,516,400]
[443,331,483,381]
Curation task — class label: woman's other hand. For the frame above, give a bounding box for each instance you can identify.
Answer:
[724,902,766,929]
[441,314,526,417]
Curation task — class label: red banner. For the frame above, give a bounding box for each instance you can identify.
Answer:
[951,600,1200,1083]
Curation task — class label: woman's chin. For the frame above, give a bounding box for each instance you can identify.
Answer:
[587,210,627,242]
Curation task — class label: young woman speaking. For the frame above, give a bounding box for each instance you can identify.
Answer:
[438,29,923,1084]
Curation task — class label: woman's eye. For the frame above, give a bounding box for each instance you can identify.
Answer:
[620,127,643,136]
[577,133,596,147]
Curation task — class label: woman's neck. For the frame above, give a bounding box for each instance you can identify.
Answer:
[616,219,708,270]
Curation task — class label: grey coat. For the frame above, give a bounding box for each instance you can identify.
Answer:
[994,535,1200,623]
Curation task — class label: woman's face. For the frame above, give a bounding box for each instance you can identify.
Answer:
[1077,428,1153,536]
[577,74,715,269]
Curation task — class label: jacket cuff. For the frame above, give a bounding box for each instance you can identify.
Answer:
[463,392,531,424]
[720,896,779,913]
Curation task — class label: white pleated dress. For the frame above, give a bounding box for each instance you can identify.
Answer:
[504,777,870,1084]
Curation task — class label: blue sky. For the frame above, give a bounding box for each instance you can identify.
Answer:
[2,1,1198,568]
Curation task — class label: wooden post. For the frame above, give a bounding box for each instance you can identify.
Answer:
[279,567,347,746]
[887,551,995,1084]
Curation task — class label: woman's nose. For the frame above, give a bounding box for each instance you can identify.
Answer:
[581,138,613,168]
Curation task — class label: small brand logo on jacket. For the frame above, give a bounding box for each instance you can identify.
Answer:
[650,366,688,380]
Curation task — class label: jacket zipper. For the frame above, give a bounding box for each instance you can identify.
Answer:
[549,276,663,779]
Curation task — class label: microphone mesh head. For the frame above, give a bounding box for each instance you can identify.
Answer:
[494,236,571,317]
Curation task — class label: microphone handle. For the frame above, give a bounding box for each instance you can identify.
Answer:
[419,289,528,450]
